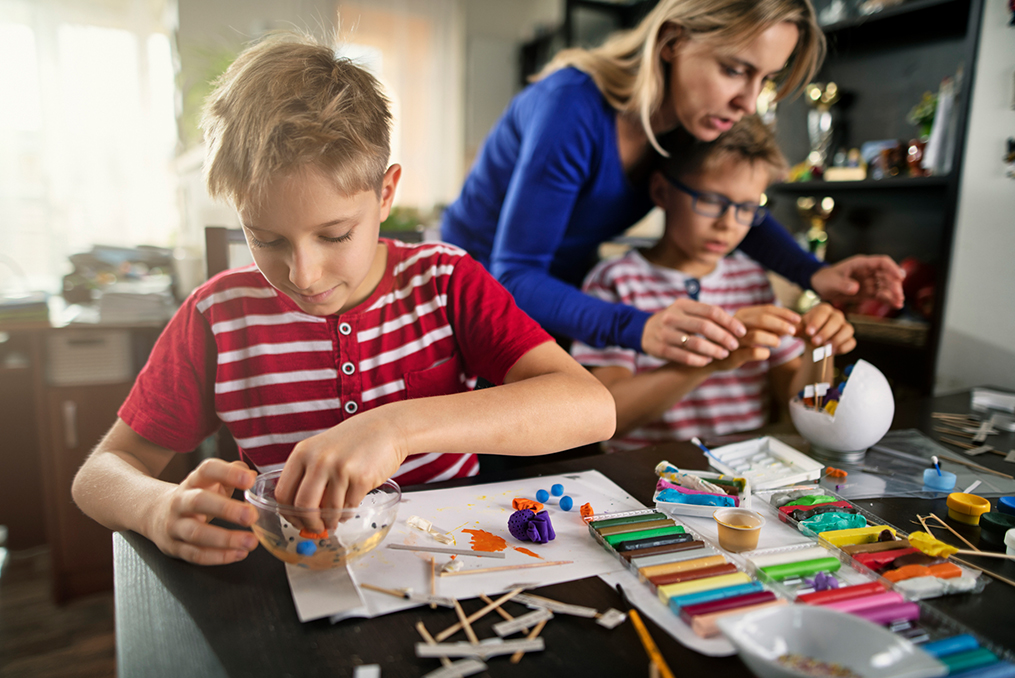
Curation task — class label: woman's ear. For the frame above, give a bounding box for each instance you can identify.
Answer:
[649,171,670,209]
[658,22,684,62]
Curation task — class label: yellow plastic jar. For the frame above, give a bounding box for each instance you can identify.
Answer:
[946,492,991,525]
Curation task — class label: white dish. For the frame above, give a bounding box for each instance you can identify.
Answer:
[716,604,947,678]
[706,437,824,491]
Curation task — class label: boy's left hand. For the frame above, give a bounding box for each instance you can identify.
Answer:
[800,303,856,355]
[273,411,409,532]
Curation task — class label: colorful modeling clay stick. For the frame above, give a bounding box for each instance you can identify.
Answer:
[590,512,667,529]
[620,540,705,561]
[749,546,830,569]
[759,557,841,581]
[649,563,740,587]
[656,572,753,603]
[818,525,895,547]
[853,548,919,570]
[604,525,685,547]
[615,532,695,553]
[853,601,920,625]
[893,576,947,600]
[679,591,778,622]
[841,538,909,555]
[945,662,1015,678]
[823,591,904,614]
[882,562,962,582]
[689,599,787,638]
[639,555,726,580]
[941,648,1000,674]
[667,582,765,613]
[922,634,981,659]
[907,531,960,557]
[654,461,728,495]
[882,552,945,569]
[770,488,819,508]
[631,546,715,569]
[800,513,868,533]
[797,581,885,605]
[778,501,856,522]
[784,495,838,507]
[597,519,676,537]
[655,487,737,508]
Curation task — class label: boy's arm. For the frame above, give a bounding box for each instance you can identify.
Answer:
[275,340,616,512]
[72,420,259,565]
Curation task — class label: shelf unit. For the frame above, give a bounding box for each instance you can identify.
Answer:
[767,0,984,397]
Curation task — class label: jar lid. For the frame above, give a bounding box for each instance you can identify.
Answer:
[998,496,1015,516]
[946,492,991,517]
[980,511,1015,535]
[1005,528,1015,551]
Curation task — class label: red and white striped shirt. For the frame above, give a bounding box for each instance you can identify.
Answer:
[120,239,551,486]
[571,249,803,452]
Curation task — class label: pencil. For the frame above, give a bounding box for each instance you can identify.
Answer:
[627,608,675,678]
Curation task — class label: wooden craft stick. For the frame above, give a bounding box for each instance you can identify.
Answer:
[935,453,1014,479]
[480,593,515,622]
[453,599,480,645]
[439,560,573,578]
[628,608,675,678]
[416,621,453,669]
[359,583,410,599]
[435,588,524,642]
[511,618,548,664]
[387,543,506,558]
[929,513,980,552]
[952,557,1015,589]
[430,557,437,609]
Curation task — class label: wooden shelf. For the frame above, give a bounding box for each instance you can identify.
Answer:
[848,314,931,347]
[770,176,950,193]
[820,0,968,36]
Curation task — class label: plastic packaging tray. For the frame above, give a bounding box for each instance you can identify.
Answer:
[653,470,752,518]
[705,436,824,490]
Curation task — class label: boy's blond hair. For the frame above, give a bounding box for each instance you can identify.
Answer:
[201,31,392,211]
[661,115,788,186]
[537,0,824,156]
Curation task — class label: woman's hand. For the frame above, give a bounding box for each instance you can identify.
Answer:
[810,255,906,309]
[642,298,746,367]
[800,303,856,355]
[274,412,408,532]
[146,459,259,565]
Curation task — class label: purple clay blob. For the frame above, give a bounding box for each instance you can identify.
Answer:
[525,511,556,544]
[508,509,535,541]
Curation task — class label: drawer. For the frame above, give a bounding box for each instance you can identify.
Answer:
[46,330,132,386]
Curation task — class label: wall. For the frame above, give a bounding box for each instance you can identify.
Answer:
[935,0,1015,393]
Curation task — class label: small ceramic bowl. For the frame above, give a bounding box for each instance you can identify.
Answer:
[716,604,947,678]
[245,470,400,569]
[713,507,765,553]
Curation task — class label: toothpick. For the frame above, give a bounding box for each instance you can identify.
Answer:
[430,556,437,609]
[511,618,548,664]
[917,514,931,532]
[480,593,515,622]
[359,583,410,599]
[929,513,980,552]
[439,560,573,577]
[453,599,480,645]
[819,348,832,408]
[416,621,453,669]
[952,557,1015,589]
[387,543,506,558]
[435,588,524,642]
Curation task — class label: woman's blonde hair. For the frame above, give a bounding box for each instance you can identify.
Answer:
[201,31,392,212]
[537,0,825,154]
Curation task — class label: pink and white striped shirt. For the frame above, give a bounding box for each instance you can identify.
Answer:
[120,239,551,486]
[571,249,803,452]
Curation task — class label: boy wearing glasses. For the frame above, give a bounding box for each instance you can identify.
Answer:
[571,116,856,451]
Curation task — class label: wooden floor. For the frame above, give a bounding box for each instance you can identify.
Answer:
[0,548,115,678]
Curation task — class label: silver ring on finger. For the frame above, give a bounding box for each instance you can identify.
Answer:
[680,334,689,345]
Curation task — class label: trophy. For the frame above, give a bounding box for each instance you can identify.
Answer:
[796,196,836,262]
[805,82,841,171]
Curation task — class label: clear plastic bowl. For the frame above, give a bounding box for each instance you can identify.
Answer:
[245,470,400,569]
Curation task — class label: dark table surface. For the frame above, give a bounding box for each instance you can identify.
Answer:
[114,390,1015,677]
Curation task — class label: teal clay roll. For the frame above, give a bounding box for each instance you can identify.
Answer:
[604,525,685,546]
[760,556,842,581]
[941,648,998,674]
[800,512,868,533]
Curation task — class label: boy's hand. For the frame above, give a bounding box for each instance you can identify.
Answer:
[800,303,856,354]
[275,412,408,532]
[733,305,801,350]
[147,459,258,565]
[642,299,746,367]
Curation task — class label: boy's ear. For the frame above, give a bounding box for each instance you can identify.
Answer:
[377,164,401,222]
[649,170,670,210]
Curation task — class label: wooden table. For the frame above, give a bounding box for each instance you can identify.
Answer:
[114,390,1015,677]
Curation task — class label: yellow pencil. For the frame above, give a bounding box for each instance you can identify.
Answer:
[627,608,674,678]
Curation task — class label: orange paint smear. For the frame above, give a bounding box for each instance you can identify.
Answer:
[462,528,508,553]
[514,547,543,559]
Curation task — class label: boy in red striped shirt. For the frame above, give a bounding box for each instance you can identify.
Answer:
[72,32,615,566]
[571,116,855,451]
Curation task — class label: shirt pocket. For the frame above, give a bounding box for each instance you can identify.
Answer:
[404,354,467,399]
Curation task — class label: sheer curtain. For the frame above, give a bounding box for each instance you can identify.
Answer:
[0,0,179,293]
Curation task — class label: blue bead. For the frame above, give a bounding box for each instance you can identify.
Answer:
[296,540,317,556]
[535,489,550,503]
[551,484,564,496]
[559,496,573,511]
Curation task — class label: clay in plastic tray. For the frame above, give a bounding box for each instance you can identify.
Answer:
[653,469,752,518]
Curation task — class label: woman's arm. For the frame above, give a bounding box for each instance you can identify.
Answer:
[738,211,824,289]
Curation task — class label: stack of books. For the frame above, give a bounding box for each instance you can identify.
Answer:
[0,291,49,324]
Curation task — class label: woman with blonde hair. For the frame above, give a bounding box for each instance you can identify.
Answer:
[442,0,904,366]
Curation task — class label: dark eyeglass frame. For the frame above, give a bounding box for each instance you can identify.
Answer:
[663,174,767,227]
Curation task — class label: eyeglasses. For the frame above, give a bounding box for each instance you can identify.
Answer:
[663,175,767,227]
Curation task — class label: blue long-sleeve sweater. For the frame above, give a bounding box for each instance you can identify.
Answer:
[441,68,822,351]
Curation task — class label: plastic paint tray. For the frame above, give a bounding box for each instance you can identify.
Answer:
[653,470,753,518]
[706,436,824,490]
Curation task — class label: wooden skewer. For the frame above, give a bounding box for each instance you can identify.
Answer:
[439,560,573,578]
[359,583,410,599]
[952,556,1015,589]
[934,453,1014,479]
[917,514,931,533]
[929,513,980,552]
[435,587,524,642]
[511,618,549,664]
[951,550,1015,561]
[430,556,437,609]
[480,593,514,622]
[415,621,453,669]
[453,599,480,645]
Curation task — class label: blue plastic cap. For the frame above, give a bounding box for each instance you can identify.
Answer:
[551,483,564,496]
[536,489,550,503]
[998,496,1015,516]
[923,468,957,491]
[559,496,573,511]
